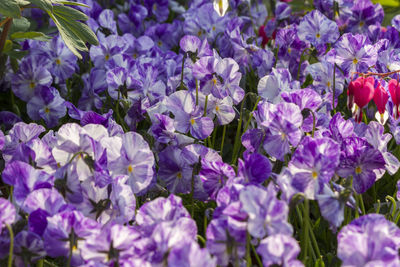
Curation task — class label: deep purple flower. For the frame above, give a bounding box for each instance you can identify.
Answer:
[199,159,236,200]
[237,151,271,185]
[14,231,46,265]
[337,137,385,194]
[344,0,384,33]
[338,214,400,266]
[289,136,340,199]
[257,234,304,267]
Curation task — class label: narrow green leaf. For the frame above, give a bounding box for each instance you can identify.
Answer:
[52,0,89,8]
[10,31,52,41]
[3,40,13,52]
[29,0,53,12]
[53,12,98,45]
[0,0,21,18]
[372,0,399,6]
[53,5,88,21]
[48,12,85,59]
[4,49,29,59]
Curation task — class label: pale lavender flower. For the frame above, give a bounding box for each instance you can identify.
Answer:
[0,198,16,229]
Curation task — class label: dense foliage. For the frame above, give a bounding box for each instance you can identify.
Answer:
[1,0,400,266]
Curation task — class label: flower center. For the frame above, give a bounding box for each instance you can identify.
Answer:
[215,105,220,111]
[56,58,61,65]
[359,21,364,27]
[157,41,162,47]
[312,171,318,179]
[190,118,195,125]
[288,47,292,54]
[212,26,216,31]
[355,166,362,174]
[197,30,202,36]
[327,81,331,87]
[105,54,110,61]
[127,165,133,173]
[316,33,321,38]
[177,172,182,179]
[44,107,50,113]
[353,58,358,65]
[280,132,286,141]
[212,78,217,85]
[29,81,36,89]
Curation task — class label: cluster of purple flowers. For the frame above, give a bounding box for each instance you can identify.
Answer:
[2,0,400,266]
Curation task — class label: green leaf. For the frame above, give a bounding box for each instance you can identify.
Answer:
[29,0,53,12]
[48,12,86,59]
[53,12,98,45]
[16,0,30,5]
[0,0,21,18]
[51,0,89,8]
[10,17,30,33]
[10,31,52,41]
[3,40,13,52]
[4,49,29,59]
[372,0,399,6]
[53,5,88,21]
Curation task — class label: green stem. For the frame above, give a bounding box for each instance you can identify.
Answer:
[246,232,252,267]
[0,18,12,55]
[231,95,247,165]
[297,47,309,80]
[211,125,217,149]
[251,241,263,267]
[332,64,336,114]
[355,194,360,218]
[386,196,397,220]
[301,200,310,263]
[376,199,381,214]
[274,45,279,68]
[179,54,186,90]
[195,78,199,106]
[203,95,208,117]
[36,259,44,267]
[197,235,206,246]
[220,125,226,157]
[311,110,316,138]
[242,97,261,134]
[6,224,13,267]
[358,194,366,215]
[309,224,321,258]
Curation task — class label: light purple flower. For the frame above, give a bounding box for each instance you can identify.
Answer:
[338,214,400,266]
[239,184,293,238]
[0,198,16,229]
[109,131,154,194]
[297,10,339,46]
[257,234,304,267]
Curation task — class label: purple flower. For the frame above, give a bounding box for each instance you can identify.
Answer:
[345,0,384,33]
[43,210,100,265]
[239,184,293,238]
[14,231,46,264]
[333,33,379,78]
[338,214,400,266]
[199,159,236,200]
[157,146,194,194]
[81,224,140,264]
[306,60,345,94]
[109,131,154,194]
[289,136,340,199]
[166,90,214,140]
[135,194,190,235]
[237,151,271,185]
[297,10,339,46]
[337,137,385,194]
[98,9,117,35]
[257,234,304,267]
[0,130,4,151]
[316,183,345,228]
[257,68,295,103]
[168,240,216,267]
[328,113,355,144]
[26,86,66,128]
[260,102,303,161]
[2,160,54,205]
[0,198,16,229]
[89,35,126,69]
[11,55,52,102]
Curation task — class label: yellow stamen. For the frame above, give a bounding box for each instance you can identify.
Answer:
[355,166,362,174]
[177,172,182,179]
[288,48,292,54]
[190,118,195,125]
[327,81,331,87]
[44,107,50,113]
[312,171,318,179]
[316,33,321,38]
[353,58,358,65]
[56,59,61,65]
[212,26,216,31]
[157,41,162,47]
[212,78,217,85]
[219,0,223,14]
[215,106,220,111]
[29,82,36,89]
[128,165,133,173]
[197,30,202,36]
[105,54,110,61]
